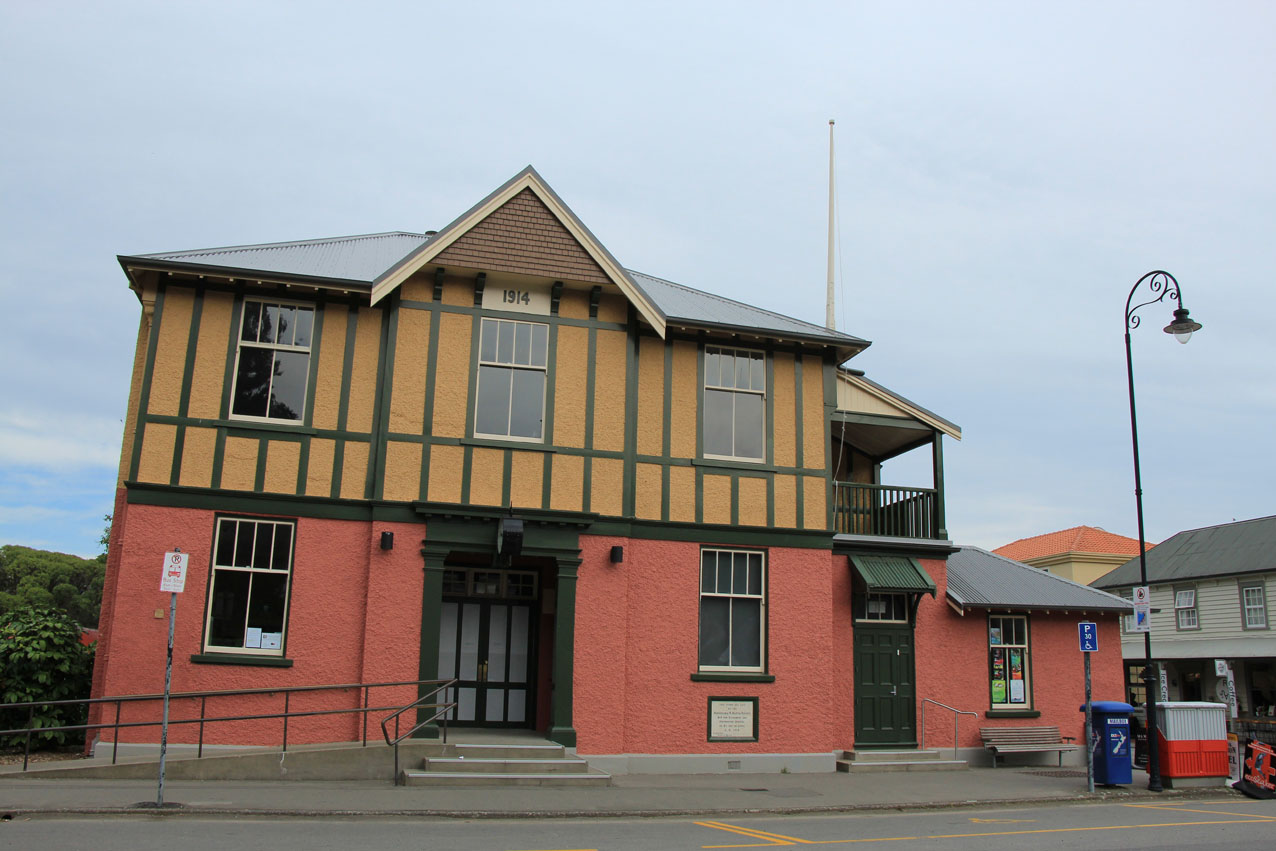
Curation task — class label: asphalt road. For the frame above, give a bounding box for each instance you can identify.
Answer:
[3,796,1274,850]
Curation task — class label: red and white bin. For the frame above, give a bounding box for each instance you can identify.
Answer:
[1152,701,1229,784]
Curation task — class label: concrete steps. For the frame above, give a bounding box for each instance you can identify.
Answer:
[836,748,967,773]
[400,742,611,787]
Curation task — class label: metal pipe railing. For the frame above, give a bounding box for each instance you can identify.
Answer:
[920,698,978,761]
[379,680,456,784]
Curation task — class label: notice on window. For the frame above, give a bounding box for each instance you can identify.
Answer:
[708,698,757,742]
[245,627,262,649]
[260,632,282,651]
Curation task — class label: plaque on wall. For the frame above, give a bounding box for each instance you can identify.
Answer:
[707,696,759,742]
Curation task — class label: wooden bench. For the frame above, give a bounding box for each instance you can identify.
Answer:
[980,726,1079,768]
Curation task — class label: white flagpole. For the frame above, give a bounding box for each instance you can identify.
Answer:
[826,118,836,331]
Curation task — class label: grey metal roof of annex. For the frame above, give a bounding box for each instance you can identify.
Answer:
[947,546,1131,613]
[1092,514,1276,589]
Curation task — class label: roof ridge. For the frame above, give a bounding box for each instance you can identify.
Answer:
[1173,513,1276,536]
[140,231,426,259]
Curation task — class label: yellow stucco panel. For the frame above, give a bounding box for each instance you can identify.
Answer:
[773,474,796,529]
[340,441,370,500]
[558,289,589,320]
[509,450,544,509]
[468,447,504,507]
[634,462,662,520]
[549,453,583,512]
[590,457,623,517]
[428,443,464,504]
[400,273,433,302]
[220,436,259,491]
[592,330,627,453]
[668,465,695,523]
[738,477,767,527]
[596,292,628,324]
[118,310,152,485]
[801,355,826,470]
[636,336,665,458]
[382,440,423,503]
[802,475,827,531]
[188,290,232,420]
[702,474,731,526]
[148,288,194,417]
[389,307,430,435]
[311,308,347,431]
[305,438,335,497]
[553,325,588,448]
[178,427,217,488]
[669,340,697,458]
[345,308,382,434]
[441,277,472,307]
[136,423,177,484]
[263,440,301,494]
[432,312,472,438]
[771,353,796,468]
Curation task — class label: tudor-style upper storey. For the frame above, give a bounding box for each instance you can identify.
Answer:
[115,167,959,541]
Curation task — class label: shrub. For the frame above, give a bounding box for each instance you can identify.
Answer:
[0,607,95,748]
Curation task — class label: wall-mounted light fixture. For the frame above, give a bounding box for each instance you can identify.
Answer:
[609,545,624,564]
[380,531,394,551]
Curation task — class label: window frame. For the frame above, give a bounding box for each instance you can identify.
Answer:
[229,298,315,425]
[1240,581,1268,630]
[988,614,1031,709]
[1119,589,1135,633]
[1174,586,1200,631]
[701,345,766,463]
[202,515,296,657]
[473,316,550,442]
[697,548,767,673]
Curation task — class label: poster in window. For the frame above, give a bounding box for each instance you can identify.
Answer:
[991,648,1006,703]
[1009,649,1025,704]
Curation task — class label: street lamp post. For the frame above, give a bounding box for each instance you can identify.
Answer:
[1124,270,1202,793]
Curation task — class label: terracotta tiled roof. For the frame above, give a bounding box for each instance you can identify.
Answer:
[993,526,1151,561]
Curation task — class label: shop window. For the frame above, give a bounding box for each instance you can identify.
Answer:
[1174,587,1199,630]
[231,300,314,422]
[698,549,765,672]
[474,317,548,440]
[988,615,1030,708]
[703,346,765,461]
[204,517,294,656]
[1240,582,1268,630]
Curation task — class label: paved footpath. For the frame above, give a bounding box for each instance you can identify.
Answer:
[0,767,1242,819]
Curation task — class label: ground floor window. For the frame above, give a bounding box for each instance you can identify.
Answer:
[698,548,765,672]
[988,615,1030,708]
[204,516,294,655]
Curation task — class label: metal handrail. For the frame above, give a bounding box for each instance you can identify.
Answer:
[0,677,448,772]
[920,698,977,761]
[379,679,456,784]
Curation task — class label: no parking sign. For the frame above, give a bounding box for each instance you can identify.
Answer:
[160,551,188,593]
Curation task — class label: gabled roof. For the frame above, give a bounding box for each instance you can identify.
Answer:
[370,166,667,336]
[1093,515,1276,589]
[946,546,1131,614]
[835,369,961,441]
[994,526,1148,562]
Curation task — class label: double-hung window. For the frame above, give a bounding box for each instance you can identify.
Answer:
[988,615,1030,708]
[204,517,294,656]
[231,300,314,422]
[698,549,765,672]
[1240,582,1268,630]
[703,347,765,461]
[474,318,548,440]
[1174,587,1199,630]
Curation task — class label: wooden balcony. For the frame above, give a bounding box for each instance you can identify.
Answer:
[833,482,942,541]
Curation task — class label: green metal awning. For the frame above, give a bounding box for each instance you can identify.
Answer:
[849,555,936,597]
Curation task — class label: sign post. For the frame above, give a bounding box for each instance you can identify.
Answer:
[1132,586,1151,633]
[1079,622,1098,793]
[157,549,188,808]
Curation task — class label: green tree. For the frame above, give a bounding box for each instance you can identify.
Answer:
[0,608,94,747]
[0,545,106,628]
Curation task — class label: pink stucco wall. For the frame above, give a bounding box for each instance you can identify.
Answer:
[90,504,423,746]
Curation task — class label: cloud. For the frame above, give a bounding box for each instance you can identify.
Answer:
[0,410,121,471]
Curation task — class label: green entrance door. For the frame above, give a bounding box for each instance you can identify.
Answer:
[853,623,917,747]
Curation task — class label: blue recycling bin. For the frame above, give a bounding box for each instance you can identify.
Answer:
[1085,700,1136,785]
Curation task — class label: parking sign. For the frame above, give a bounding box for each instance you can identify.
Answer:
[160,551,188,593]
[1078,621,1098,652]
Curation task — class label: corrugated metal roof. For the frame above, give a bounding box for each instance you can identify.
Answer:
[126,232,428,284]
[1093,515,1276,589]
[850,555,936,595]
[947,547,1130,612]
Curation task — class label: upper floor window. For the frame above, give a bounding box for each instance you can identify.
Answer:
[204,516,294,656]
[703,346,764,461]
[231,300,314,422]
[1175,587,1199,630]
[699,548,766,672]
[1119,589,1136,633]
[989,615,1030,708]
[475,318,548,441]
[1241,582,1268,630]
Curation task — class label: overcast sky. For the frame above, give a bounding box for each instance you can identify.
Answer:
[2,1,1272,559]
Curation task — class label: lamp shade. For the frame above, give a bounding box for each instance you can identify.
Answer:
[1163,307,1202,344]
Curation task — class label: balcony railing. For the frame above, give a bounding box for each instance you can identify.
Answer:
[833,482,940,540]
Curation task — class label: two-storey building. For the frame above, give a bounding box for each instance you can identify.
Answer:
[90,167,1124,772]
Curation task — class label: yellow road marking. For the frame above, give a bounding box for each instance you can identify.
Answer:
[696,819,815,845]
[968,818,1034,823]
[1122,801,1276,820]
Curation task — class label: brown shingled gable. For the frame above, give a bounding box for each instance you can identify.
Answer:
[993,525,1151,561]
[434,188,611,284]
